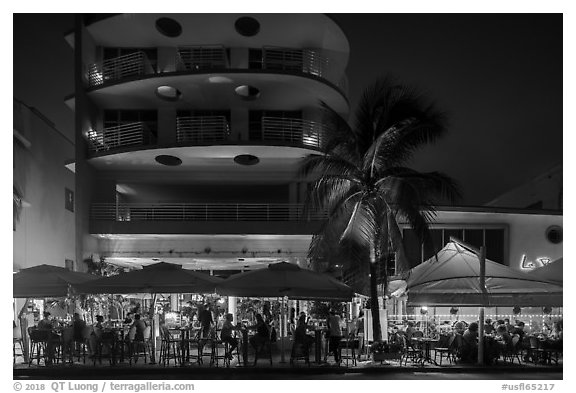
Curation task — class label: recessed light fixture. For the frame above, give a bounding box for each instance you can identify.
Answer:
[155,155,182,166]
[234,154,259,166]
[155,85,182,101]
[234,85,260,100]
[234,16,260,37]
[155,17,182,37]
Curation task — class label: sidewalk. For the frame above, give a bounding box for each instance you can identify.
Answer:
[14,349,563,379]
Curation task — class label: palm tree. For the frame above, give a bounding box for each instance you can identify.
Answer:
[300,77,460,342]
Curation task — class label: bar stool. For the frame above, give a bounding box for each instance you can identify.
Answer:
[210,336,229,367]
[129,326,151,365]
[159,327,181,367]
[252,336,273,366]
[28,328,48,366]
[340,333,357,366]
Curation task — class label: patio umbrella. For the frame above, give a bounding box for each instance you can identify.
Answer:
[393,242,563,307]
[217,261,353,363]
[73,262,223,364]
[13,264,99,298]
[73,262,223,294]
[216,261,354,301]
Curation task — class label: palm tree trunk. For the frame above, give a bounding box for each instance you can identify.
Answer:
[369,260,382,342]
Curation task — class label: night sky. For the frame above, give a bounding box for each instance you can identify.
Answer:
[13,13,563,206]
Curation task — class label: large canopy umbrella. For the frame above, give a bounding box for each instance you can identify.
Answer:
[13,264,99,298]
[216,261,354,301]
[392,242,563,307]
[73,262,223,364]
[217,261,353,363]
[73,262,223,294]
[527,258,562,285]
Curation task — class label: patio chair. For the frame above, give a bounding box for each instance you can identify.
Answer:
[400,335,423,366]
[434,334,456,365]
[502,335,523,364]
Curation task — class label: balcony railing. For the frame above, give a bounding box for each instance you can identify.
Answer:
[87,122,156,153]
[256,117,327,150]
[262,47,332,84]
[91,203,327,222]
[176,46,229,71]
[88,52,155,87]
[176,116,230,143]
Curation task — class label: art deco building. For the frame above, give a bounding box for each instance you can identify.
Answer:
[65,14,350,275]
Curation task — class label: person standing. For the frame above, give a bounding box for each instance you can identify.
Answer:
[327,309,342,364]
[199,304,214,338]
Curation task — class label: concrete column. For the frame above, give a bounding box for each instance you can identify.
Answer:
[158,108,176,146]
[228,296,237,323]
[231,108,248,141]
[170,294,179,311]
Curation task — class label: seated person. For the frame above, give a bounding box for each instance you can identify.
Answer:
[37,311,54,330]
[123,312,134,325]
[484,319,495,335]
[294,315,315,347]
[220,313,239,359]
[512,321,526,340]
[248,313,270,352]
[88,315,105,356]
[404,321,416,340]
[36,311,58,364]
[460,322,479,363]
[130,314,148,341]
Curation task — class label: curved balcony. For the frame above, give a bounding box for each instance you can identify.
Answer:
[254,117,327,150]
[86,45,345,91]
[87,122,157,153]
[176,115,231,143]
[91,203,327,222]
[88,51,155,87]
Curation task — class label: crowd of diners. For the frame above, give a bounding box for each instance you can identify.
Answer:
[387,317,563,365]
[20,304,563,367]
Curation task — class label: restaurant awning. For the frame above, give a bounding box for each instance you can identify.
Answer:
[394,242,563,307]
[73,262,223,294]
[527,258,562,285]
[13,264,99,298]
[216,262,354,301]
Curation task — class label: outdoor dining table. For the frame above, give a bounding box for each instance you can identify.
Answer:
[412,337,440,365]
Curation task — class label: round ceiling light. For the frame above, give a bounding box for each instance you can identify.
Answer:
[234,16,260,37]
[234,154,260,166]
[155,155,182,166]
[234,85,260,100]
[155,85,182,101]
[155,17,182,37]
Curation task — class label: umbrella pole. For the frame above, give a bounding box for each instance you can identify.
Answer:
[279,296,286,363]
[149,293,157,364]
[478,246,486,366]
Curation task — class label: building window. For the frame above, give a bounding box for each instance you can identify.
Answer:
[65,188,74,212]
[403,226,506,266]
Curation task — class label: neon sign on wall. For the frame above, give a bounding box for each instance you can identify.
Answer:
[520,254,551,270]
